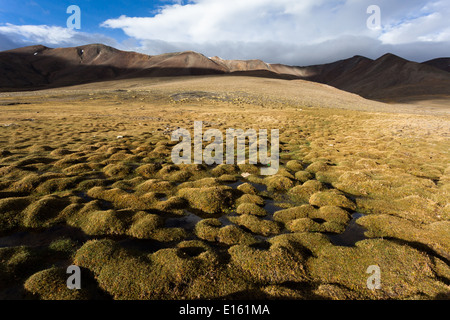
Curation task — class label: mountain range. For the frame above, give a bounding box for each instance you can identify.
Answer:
[1,43,449,103]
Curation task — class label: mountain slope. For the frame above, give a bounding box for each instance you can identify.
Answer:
[422,58,450,73]
[1,44,449,103]
[0,44,227,90]
[294,54,450,101]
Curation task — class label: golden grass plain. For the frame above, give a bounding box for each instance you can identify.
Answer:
[0,76,449,300]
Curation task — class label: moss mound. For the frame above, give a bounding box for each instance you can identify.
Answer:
[212,164,240,176]
[273,205,317,224]
[177,178,220,189]
[357,195,441,224]
[150,228,188,242]
[217,174,238,183]
[305,161,333,173]
[176,240,211,252]
[103,163,134,179]
[48,238,78,258]
[156,164,179,176]
[11,173,64,193]
[194,218,221,242]
[178,186,234,214]
[314,283,365,300]
[246,175,265,185]
[262,284,309,299]
[178,164,208,175]
[218,225,259,246]
[308,239,450,299]
[187,266,254,299]
[273,204,350,233]
[276,168,295,179]
[62,163,95,175]
[228,214,282,237]
[237,183,258,195]
[153,196,187,213]
[0,246,44,283]
[228,241,307,283]
[87,187,156,210]
[286,217,346,234]
[236,203,267,217]
[135,179,175,194]
[22,195,70,228]
[194,219,258,245]
[312,206,351,225]
[288,180,326,203]
[77,179,110,191]
[50,148,72,157]
[286,160,304,172]
[268,232,332,256]
[264,175,294,192]
[135,163,162,178]
[294,171,314,183]
[35,177,80,194]
[72,209,128,236]
[73,239,225,299]
[235,194,265,207]
[309,190,356,211]
[0,197,32,233]
[110,179,139,191]
[357,214,450,260]
[165,170,192,182]
[24,267,103,300]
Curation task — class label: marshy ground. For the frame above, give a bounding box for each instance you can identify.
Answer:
[0,76,449,300]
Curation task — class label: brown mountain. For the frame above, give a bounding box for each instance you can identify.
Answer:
[422,58,450,73]
[0,44,226,90]
[1,43,449,103]
[296,53,450,101]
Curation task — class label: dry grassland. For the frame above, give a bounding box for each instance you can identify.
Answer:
[0,76,448,300]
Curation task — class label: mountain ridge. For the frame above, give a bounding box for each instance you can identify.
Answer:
[1,43,449,102]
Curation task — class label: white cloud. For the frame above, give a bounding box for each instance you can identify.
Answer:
[102,0,353,43]
[380,4,450,44]
[0,23,118,50]
[129,36,450,66]
[101,0,449,44]
[1,0,449,65]
[99,0,450,64]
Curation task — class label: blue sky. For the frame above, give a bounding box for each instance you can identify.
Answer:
[0,0,160,42]
[0,0,449,65]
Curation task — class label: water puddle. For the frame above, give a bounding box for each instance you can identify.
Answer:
[165,211,203,231]
[326,213,368,247]
[263,199,283,217]
[226,180,245,189]
[157,195,168,201]
[249,182,268,193]
[0,225,88,248]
